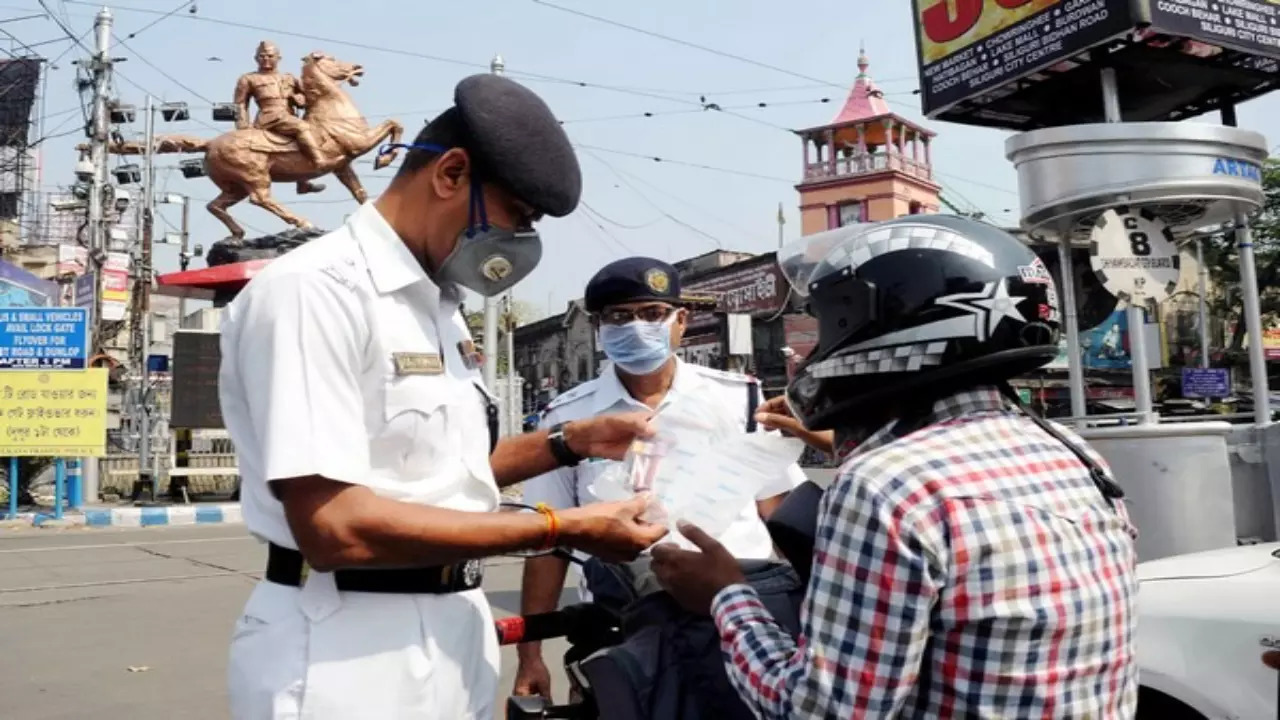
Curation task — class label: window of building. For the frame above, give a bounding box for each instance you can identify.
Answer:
[838,201,863,227]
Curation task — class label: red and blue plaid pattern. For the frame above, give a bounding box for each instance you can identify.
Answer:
[711,387,1139,719]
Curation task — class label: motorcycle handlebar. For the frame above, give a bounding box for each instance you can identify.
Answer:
[495,610,571,645]
[494,602,620,646]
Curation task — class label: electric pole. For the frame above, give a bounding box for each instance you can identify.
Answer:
[132,96,156,501]
[80,6,114,506]
[504,294,518,435]
[481,53,504,393]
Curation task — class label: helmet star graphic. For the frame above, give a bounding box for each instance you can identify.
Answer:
[934,279,1028,341]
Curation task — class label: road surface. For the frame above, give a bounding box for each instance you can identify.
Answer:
[0,524,575,719]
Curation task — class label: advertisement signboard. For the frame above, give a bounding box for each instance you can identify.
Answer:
[0,258,55,308]
[685,257,788,327]
[1142,0,1280,62]
[56,244,87,276]
[913,0,1134,122]
[101,251,130,322]
[911,0,1280,129]
[73,272,94,315]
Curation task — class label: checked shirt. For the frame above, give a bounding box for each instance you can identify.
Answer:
[710,386,1139,719]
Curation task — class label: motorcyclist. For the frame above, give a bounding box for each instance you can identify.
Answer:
[653,214,1140,719]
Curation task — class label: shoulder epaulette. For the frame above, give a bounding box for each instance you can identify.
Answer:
[690,365,757,385]
[545,379,599,411]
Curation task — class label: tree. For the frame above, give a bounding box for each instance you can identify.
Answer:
[462,299,542,375]
[1201,157,1280,361]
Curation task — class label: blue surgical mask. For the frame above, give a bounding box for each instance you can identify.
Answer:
[599,318,675,375]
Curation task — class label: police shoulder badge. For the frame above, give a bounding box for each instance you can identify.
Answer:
[644,268,670,294]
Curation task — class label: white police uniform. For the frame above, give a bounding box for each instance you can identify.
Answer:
[220,201,501,719]
[522,358,807,599]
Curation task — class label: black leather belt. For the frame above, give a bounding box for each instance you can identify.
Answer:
[265,543,483,594]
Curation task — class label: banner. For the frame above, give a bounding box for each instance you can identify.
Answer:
[101,251,130,322]
[913,0,1135,121]
[0,368,108,457]
[0,258,55,308]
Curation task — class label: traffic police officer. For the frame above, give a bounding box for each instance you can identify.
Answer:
[513,257,807,701]
[220,75,667,720]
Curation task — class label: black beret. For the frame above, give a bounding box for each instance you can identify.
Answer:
[584,257,682,313]
[454,74,582,218]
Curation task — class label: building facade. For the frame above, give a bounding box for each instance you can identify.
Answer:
[512,300,598,412]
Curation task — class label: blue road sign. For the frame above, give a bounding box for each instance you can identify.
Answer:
[0,307,90,370]
[1181,367,1231,399]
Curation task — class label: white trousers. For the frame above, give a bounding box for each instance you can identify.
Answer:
[227,578,500,720]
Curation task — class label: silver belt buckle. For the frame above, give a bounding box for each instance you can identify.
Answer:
[461,559,483,589]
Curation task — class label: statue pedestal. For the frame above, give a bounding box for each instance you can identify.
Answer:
[156,227,329,307]
[205,227,326,267]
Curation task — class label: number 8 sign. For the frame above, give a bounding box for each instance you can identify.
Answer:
[1088,207,1181,309]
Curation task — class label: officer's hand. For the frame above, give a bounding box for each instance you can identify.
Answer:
[559,495,668,563]
[651,521,747,615]
[563,411,655,461]
[512,656,553,700]
[755,396,835,456]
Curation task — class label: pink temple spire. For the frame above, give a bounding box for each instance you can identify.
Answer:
[832,44,891,125]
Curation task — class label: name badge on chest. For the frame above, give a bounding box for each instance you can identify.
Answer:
[392,352,444,376]
[457,340,483,371]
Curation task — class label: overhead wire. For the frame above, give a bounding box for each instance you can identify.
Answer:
[577,201,663,230]
[56,0,1016,220]
[531,0,883,94]
[598,156,774,244]
[574,204,637,257]
[581,147,726,249]
[120,0,194,40]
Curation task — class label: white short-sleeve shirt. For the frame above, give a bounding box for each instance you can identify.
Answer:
[521,358,806,563]
[219,202,500,549]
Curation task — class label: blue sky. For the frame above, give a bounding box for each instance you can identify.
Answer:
[7,0,1279,318]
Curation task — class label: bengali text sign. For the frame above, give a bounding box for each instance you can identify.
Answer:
[0,368,108,456]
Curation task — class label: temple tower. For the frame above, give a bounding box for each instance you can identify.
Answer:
[795,48,941,235]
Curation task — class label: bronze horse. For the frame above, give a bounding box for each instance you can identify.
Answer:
[130,51,404,239]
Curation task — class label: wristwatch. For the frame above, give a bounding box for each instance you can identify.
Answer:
[547,422,584,467]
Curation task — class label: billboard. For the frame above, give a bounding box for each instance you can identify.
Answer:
[913,0,1280,129]
[0,258,55,308]
[914,0,1134,122]
[1144,0,1280,62]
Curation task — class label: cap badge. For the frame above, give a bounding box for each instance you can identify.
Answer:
[644,269,670,294]
[481,255,514,282]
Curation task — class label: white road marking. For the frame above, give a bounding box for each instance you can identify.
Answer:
[0,535,257,554]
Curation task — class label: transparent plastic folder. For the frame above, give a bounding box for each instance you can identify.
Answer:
[590,405,805,549]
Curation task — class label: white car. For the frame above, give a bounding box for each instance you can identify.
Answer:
[1137,543,1280,719]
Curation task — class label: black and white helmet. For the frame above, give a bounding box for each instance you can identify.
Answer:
[779,214,1061,431]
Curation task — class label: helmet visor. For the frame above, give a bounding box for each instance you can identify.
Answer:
[776,223,875,298]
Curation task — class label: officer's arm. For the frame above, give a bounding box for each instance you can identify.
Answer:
[516,462,578,662]
[489,430,568,487]
[490,415,649,487]
[236,272,634,572]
